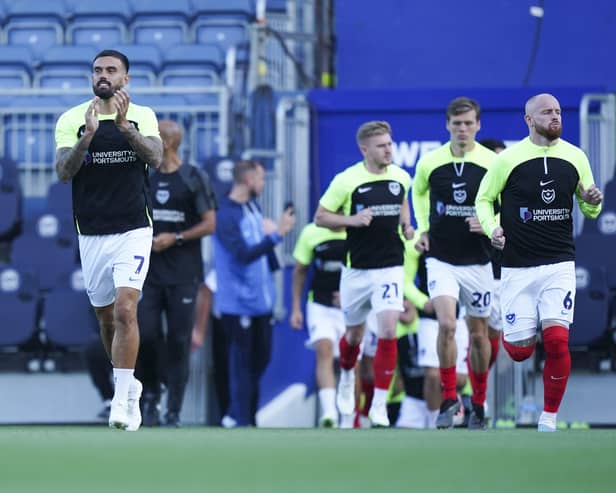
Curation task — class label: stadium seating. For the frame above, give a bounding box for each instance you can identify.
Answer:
[158,43,225,87]
[190,0,253,53]
[0,265,39,347]
[43,267,97,348]
[46,181,73,219]
[0,186,22,240]
[64,0,132,48]
[109,43,161,87]
[33,45,99,89]
[3,0,66,58]
[0,45,35,88]
[129,0,192,50]
[0,157,20,192]
[202,155,235,201]
[11,215,78,293]
[190,0,255,21]
[570,265,610,349]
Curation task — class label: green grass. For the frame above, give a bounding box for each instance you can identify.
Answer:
[1,427,614,493]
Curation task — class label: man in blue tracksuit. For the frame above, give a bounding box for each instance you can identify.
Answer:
[213,159,295,426]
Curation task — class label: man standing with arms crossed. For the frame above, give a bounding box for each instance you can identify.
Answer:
[412,97,496,429]
[315,121,414,427]
[55,49,162,431]
[476,93,603,432]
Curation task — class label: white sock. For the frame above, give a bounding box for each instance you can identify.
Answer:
[340,368,354,383]
[538,411,557,427]
[318,388,337,419]
[112,368,134,404]
[371,388,388,408]
[426,408,439,429]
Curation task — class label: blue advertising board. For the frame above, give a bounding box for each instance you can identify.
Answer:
[308,88,597,206]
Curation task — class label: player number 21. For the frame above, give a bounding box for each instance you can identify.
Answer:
[381,282,399,300]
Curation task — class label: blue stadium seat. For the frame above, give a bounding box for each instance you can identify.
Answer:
[3,0,65,58]
[44,267,97,348]
[202,156,235,202]
[191,20,249,54]
[33,45,99,89]
[129,0,192,50]
[64,0,132,48]
[189,0,253,53]
[0,158,20,192]
[190,0,255,21]
[109,43,162,88]
[0,265,39,347]
[603,178,616,209]
[11,216,79,293]
[158,43,224,87]
[0,46,34,88]
[46,181,73,219]
[0,188,22,241]
[570,265,610,348]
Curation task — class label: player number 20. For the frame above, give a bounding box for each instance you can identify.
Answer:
[471,291,491,308]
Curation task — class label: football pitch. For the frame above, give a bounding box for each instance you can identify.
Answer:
[2,427,614,493]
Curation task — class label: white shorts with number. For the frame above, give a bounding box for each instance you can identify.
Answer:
[340,265,404,326]
[79,227,153,307]
[489,279,502,330]
[305,301,346,356]
[417,317,469,374]
[500,261,575,343]
[426,257,494,318]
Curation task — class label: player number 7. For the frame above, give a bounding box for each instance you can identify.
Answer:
[134,255,145,274]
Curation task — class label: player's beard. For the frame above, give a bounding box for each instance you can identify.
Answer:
[93,80,121,100]
[536,121,562,141]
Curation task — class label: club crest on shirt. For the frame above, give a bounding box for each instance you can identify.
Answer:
[453,189,467,204]
[519,207,532,223]
[388,182,401,196]
[541,188,555,204]
[156,189,170,204]
[505,312,516,325]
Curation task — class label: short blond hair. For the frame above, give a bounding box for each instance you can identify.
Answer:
[356,121,392,145]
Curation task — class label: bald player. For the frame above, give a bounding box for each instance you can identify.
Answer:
[476,93,603,432]
[136,119,217,427]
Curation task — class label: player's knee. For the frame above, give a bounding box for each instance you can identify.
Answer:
[439,320,457,339]
[502,338,535,362]
[542,325,569,356]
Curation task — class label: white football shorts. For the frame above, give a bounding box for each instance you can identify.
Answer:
[425,257,494,318]
[79,227,153,307]
[500,261,575,342]
[340,265,404,326]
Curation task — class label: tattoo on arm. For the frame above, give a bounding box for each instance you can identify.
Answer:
[120,126,163,169]
[55,138,92,182]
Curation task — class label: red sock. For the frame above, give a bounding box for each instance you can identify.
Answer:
[543,325,571,413]
[339,335,360,371]
[440,365,457,402]
[488,335,500,369]
[373,338,397,390]
[360,380,374,416]
[469,367,488,407]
